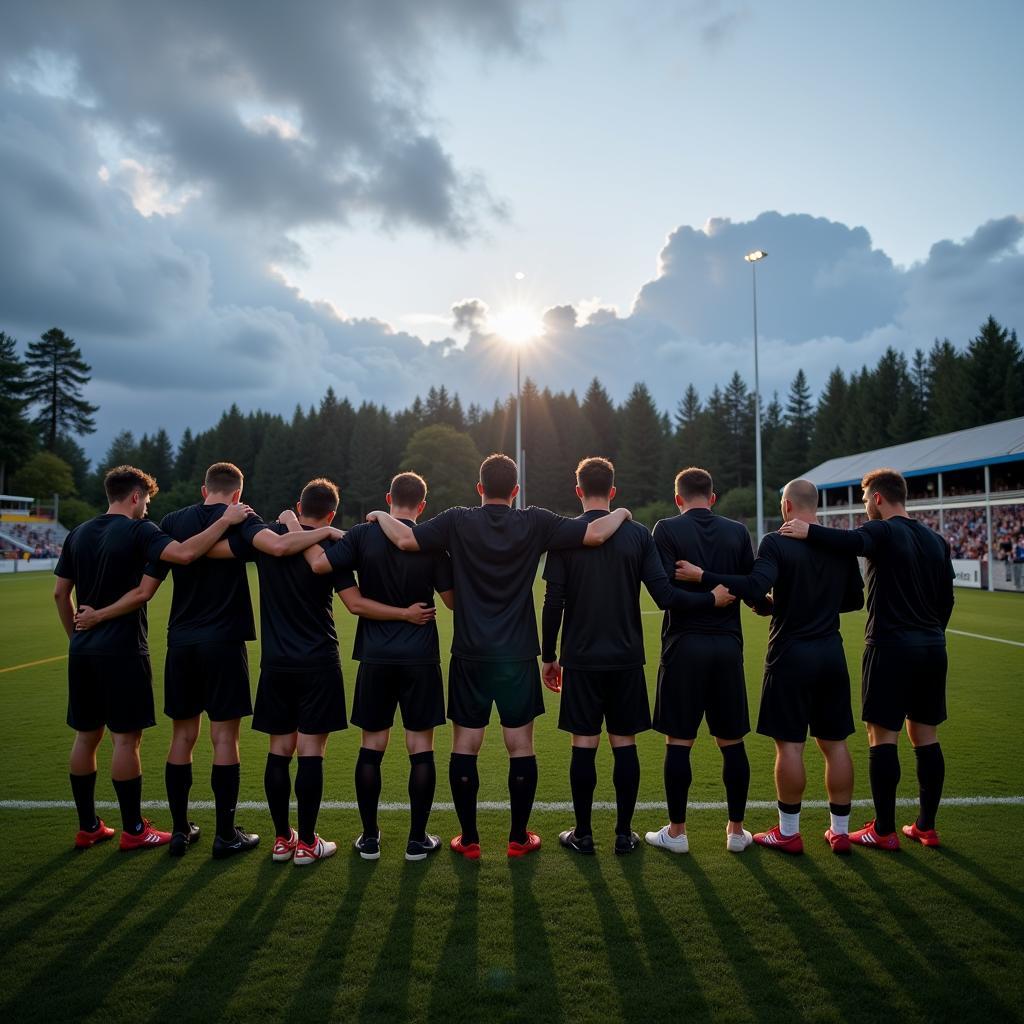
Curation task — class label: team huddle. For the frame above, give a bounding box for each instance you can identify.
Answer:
[53,453,955,864]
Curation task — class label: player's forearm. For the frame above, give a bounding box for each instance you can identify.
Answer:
[85,587,151,623]
[541,599,563,662]
[647,576,715,611]
[166,516,233,563]
[372,512,416,550]
[346,594,415,621]
[583,507,629,546]
[55,594,75,638]
[807,523,865,555]
[701,569,769,603]
[272,527,335,557]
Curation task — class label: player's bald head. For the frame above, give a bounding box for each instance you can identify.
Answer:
[783,478,818,512]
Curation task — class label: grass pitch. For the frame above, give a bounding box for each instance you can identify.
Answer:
[0,571,1021,1023]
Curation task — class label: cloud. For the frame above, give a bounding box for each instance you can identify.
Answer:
[0,0,532,238]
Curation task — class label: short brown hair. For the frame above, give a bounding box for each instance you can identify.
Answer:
[390,471,427,508]
[862,467,907,505]
[576,456,614,498]
[299,478,340,520]
[675,467,713,501]
[480,453,518,500]
[205,462,244,495]
[104,465,158,503]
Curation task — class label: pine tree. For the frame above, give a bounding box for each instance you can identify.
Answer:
[23,328,98,450]
[964,316,1024,425]
[581,378,618,461]
[760,392,786,489]
[616,383,663,505]
[773,370,814,480]
[721,372,753,491]
[809,367,848,465]
[672,384,703,471]
[0,332,36,492]
[346,403,386,520]
[175,428,200,484]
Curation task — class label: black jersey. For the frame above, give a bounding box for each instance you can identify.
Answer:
[701,531,864,666]
[326,519,454,665]
[542,510,715,670]
[236,520,349,669]
[54,514,172,656]
[651,508,756,647]
[806,517,954,647]
[144,503,262,647]
[412,504,588,662]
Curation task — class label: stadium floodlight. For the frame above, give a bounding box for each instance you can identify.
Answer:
[745,250,768,545]
[493,304,542,510]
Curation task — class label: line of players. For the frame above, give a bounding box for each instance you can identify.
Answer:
[55,454,954,863]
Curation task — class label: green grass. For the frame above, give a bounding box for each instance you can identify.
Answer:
[0,572,1022,1023]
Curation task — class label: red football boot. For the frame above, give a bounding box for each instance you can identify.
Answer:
[902,822,941,848]
[119,819,172,851]
[507,832,541,858]
[849,820,900,851]
[753,824,804,854]
[824,828,851,854]
[74,819,115,849]
[450,835,481,860]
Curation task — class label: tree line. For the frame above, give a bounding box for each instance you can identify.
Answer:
[1,316,1021,530]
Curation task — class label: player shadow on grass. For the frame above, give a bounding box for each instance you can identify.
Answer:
[615,856,714,1017]
[847,854,1018,1020]
[2,850,183,1016]
[672,855,805,1019]
[426,859,479,1022]
[507,856,565,1019]
[567,854,664,1017]
[277,854,375,1019]
[355,856,435,1022]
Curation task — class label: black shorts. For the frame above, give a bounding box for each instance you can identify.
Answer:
[653,634,749,740]
[861,644,948,732]
[164,642,252,722]
[558,667,652,737]
[67,653,156,734]
[447,658,545,729]
[252,662,348,736]
[756,635,855,743]
[351,662,446,733]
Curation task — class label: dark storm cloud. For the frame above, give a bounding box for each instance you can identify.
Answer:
[0,0,532,235]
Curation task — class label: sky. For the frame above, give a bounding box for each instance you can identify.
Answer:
[1,0,1022,459]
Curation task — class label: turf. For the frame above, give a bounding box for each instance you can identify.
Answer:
[0,572,1022,1023]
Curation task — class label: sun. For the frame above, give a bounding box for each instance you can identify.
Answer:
[490,305,543,344]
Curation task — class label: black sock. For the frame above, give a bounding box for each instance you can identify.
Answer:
[778,800,802,814]
[264,753,293,839]
[355,747,384,839]
[449,753,480,845]
[408,751,436,843]
[295,756,324,846]
[868,743,900,835]
[70,771,98,832]
[113,775,144,835]
[211,762,240,841]
[664,744,692,824]
[612,744,641,836]
[569,746,598,838]
[829,801,852,816]
[721,742,750,823]
[914,742,944,831]
[508,755,538,845]
[164,761,193,835]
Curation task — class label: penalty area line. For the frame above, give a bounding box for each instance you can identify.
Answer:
[2,796,1022,813]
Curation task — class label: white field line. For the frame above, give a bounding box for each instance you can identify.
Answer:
[1,796,1022,813]
[641,611,1024,649]
[947,629,1024,648]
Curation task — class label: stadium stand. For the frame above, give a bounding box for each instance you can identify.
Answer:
[802,416,1024,592]
[0,494,68,563]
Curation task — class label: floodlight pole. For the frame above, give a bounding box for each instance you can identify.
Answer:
[745,250,768,546]
[515,346,523,509]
